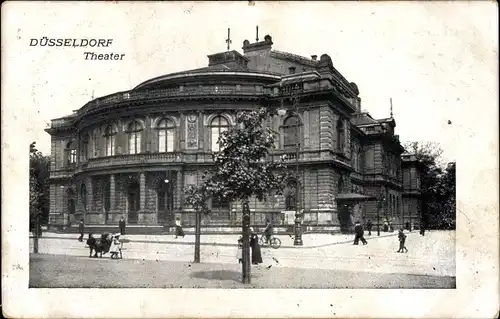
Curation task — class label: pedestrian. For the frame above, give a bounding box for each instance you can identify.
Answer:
[119,216,126,235]
[263,218,273,244]
[236,236,243,264]
[78,219,85,242]
[397,228,408,253]
[383,221,389,232]
[109,233,121,259]
[366,220,373,236]
[405,222,410,231]
[86,233,97,257]
[249,228,263,265]
[175,217,185,238]
[420,223,426,236]
[353,221,368,245]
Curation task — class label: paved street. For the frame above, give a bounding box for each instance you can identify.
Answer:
[30,253,455,289]
[29,230,455,288]
[30,231,455,277]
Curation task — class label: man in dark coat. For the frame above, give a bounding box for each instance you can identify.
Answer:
[249,228,263,265]
[119,216,126,235]
[86,233,98,257]
[420,223,426,236]
[78,219,85,242]
[366,220,373,236]
[353,221,368,245]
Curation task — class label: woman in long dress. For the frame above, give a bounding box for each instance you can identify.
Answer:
[249,228,263,265]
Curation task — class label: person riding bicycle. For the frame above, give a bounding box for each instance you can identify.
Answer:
[264,219,273,244]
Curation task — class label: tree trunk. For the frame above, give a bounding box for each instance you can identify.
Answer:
[241,199,251,284]
[194,210,201,263]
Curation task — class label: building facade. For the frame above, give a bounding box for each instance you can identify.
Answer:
[45,34,423,231]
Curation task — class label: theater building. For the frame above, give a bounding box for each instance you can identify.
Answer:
[45,34,423,232]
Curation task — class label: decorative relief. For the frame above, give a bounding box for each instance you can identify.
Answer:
[186,115,198,149]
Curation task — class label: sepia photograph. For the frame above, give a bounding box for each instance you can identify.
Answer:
[2,1,498,318]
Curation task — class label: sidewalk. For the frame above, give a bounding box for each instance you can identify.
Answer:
[32,231,403,249]
[30,253,456,289]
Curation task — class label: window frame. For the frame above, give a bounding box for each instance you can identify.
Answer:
[210,116,230,152]
[156,118,176,153]
[104,125,117,157]
[126,121,143,155]
[282,115,301,150]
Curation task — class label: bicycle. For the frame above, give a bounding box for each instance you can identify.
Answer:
[259,234,281,249]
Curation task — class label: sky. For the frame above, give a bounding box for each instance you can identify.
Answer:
[2,1,498,165]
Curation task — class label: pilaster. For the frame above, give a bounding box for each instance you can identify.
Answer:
[85,176,94,212]
[140,172,146,210]
[110,174,116,210]
[303,109,310,149]
[179,113,186,150]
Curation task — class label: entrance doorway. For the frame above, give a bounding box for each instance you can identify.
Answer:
[157,172,175,224]
[127,181,140,224]
[66,188,76,225]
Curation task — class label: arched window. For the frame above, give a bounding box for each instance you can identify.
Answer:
[127,121,143,154]
[284,180,298,211]
[337,119,345,152]
[157,118,175,153]
[104,125,117,156]
[66,141,76,165]
[80,183,87,211]
[81,134,89,161]
[283,116,300,149]
[210,116,229,152]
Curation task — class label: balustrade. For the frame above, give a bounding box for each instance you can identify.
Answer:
[86,152,182,169]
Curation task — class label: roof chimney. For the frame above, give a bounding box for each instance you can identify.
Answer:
[242,34,273,54]
[311,55,317,61]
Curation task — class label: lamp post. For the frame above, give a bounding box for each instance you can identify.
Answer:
[376,193,385,236]
[277,84,303,246]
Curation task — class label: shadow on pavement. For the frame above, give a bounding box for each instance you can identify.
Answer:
[190,269,262,282]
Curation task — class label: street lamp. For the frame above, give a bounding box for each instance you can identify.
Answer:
[277,83,303,246]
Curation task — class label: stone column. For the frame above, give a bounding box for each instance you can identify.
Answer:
[140,172,146,211]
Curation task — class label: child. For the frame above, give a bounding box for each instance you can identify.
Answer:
[109,234,121,259]
[175,217,185,238]
[397,229,408,253]
[236,236,243,264]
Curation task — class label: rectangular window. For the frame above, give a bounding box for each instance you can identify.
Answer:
[106,137,115,156]
[211,127,219,152]
[158,130,166,152]
[166,129,174,152]
[212,197,230,210]
[136,133,141,153]
[129,134,136,154]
